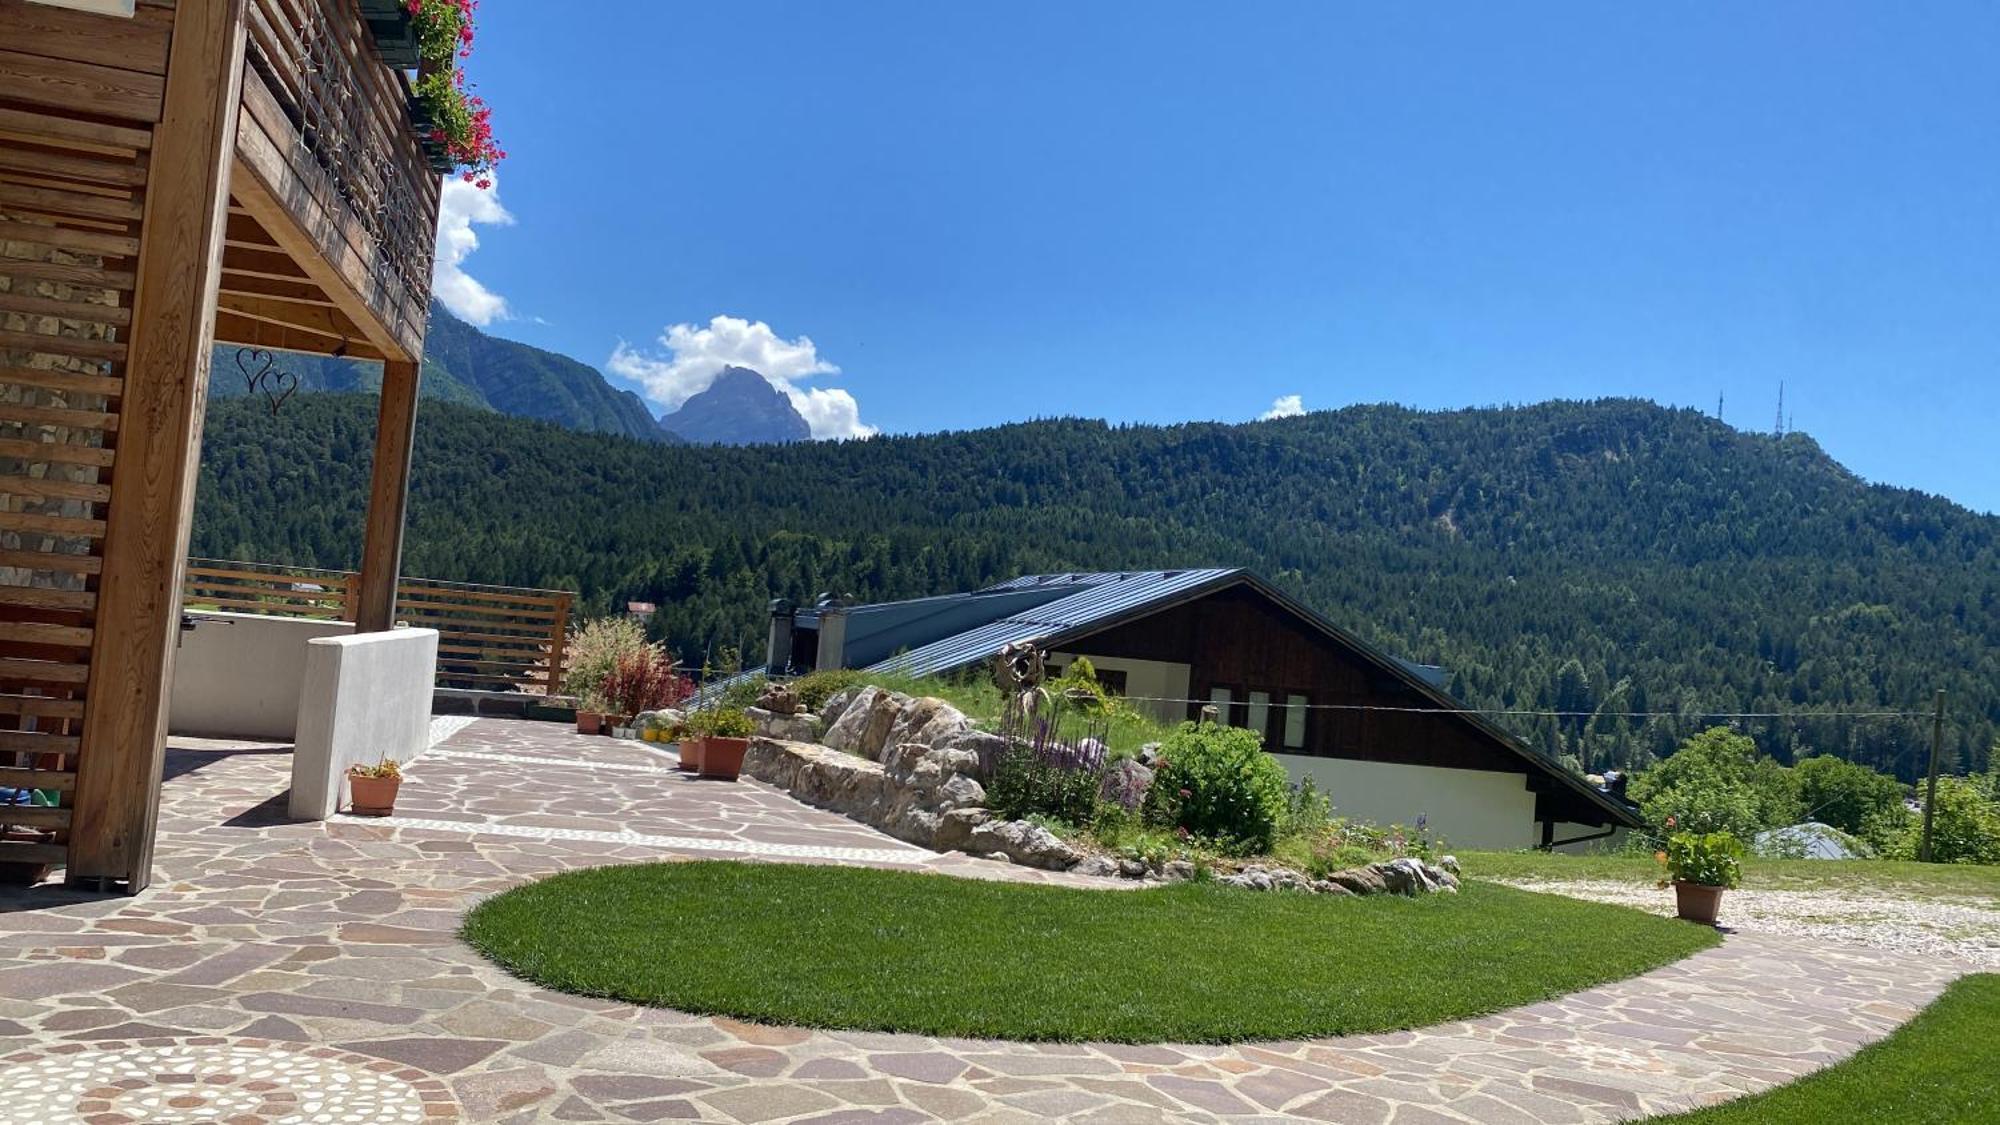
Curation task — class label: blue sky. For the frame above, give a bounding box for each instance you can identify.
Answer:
[440,2,2000,513]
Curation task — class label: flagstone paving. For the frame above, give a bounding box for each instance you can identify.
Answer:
[0,719,1972,1123]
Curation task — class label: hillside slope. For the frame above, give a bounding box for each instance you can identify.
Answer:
[191,395,2000,779]
[208,303,669,442]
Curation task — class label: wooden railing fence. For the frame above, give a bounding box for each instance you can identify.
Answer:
[183,559,572,695]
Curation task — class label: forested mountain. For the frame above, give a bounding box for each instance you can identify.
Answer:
[208,302,669,442]
[190,393,2000,781]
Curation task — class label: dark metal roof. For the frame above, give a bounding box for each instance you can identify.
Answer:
[868,569,1240,679]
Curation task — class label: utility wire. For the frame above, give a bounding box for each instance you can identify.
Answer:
[1105,694,1931,721]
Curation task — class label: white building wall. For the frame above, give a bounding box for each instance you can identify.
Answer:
[1049,651,1191,727]
[1270,753,1541,851]
[170,611,355,741]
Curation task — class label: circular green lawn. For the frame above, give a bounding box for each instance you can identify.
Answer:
[461,861,1718,1043]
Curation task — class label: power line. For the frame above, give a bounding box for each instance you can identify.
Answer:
[1104,694,1929,721]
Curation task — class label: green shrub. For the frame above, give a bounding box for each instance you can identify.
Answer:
[987,741,1103,825]
[792,669,865,712]
[1794,755,1909,846]
[1631,727,1800,839]
[1144,722,1290,855]
[717,675,768,711]
[1884,776,2000,865]
[1280,776,1335,837]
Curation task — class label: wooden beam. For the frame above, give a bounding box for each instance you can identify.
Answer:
[215,290,367,343]
[69,0,249,895]
[212,309,388,360]
[353,357,421,632]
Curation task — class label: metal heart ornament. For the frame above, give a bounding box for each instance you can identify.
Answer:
[261,368,299,416]
[235,347,275,394]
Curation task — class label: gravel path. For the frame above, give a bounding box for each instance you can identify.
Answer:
[1497,877,2000,968]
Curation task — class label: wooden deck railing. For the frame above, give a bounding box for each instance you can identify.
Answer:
[234,0,439,358]
[183,559,573,696]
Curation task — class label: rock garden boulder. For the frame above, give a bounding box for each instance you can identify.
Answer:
[962,819,1082,871]
[822,687,910,759]
[746,706,821,743]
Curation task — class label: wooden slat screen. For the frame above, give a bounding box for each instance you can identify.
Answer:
[182,559,573,696]
[0,0,174,872]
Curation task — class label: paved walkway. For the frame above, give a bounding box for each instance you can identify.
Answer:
[0,720,1970,1123]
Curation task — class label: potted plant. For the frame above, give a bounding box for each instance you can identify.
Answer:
[695,707,756,781]
[602,648,689,742]
[347,759,403,816]
[678,708,710,773]
[1656,826,1743,925]
[562,617,650,735]
[575,689,608,736]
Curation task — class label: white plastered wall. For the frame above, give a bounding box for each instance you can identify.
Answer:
[1270,753,1542,851]
[289,628,439,820]
[1048,651,1191,726]
[170,611,356,741]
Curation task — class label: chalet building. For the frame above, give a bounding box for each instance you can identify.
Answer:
[766,570,1641,851]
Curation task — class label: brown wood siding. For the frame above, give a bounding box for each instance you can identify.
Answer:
[1068,582,1616,825]
[0,0,169,873]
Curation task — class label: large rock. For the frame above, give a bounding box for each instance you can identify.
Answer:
[744,737,990,852]
[884,696,973,753]
[747,706,820,743]
[819,687,880,753]
[963,819,1082,871]
[822,687,906,757]
[854,691,909,759]
[819,687,864,727]
[741,738,892,825]
[1097,758,1154,811]
[943,729,1009,775]
[1324,859,1458,896]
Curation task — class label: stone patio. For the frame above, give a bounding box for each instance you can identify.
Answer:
[0,718,1971,1123]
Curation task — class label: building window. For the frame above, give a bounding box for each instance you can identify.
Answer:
[1208,686,1233,726]
[1097,669,1128,695]
[1247,691,1270,745]
[1283,694,1308,749]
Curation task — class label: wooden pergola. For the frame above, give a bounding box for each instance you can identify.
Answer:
[0,0,443,891]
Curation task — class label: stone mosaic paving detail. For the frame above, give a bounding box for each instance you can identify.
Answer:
[0,719,1973,1124]
[351,812,931,865]
[0,1039,452,1124]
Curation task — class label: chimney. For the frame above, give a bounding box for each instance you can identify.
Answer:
[765,598,796,674]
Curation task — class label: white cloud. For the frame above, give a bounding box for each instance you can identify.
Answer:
[607,315,874,439]
[431,176,513,325]
[1260,394,1306,421]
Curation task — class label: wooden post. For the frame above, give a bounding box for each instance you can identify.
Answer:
[68,0,250,891]
[1919,689,1947,863]
[353,358,421,632]
[545,592,571,697]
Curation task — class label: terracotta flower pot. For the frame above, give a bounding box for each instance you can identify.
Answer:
[576,711,602,736]
[347,772,401,817]
[677,737,704,773]
[1673,880,1725,925]
[699,736,750,781]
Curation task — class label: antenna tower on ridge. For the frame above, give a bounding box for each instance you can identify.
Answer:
[1773,381,1785,437]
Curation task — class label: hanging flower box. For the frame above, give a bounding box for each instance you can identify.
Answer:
[358,0,422,69]
[405,100,458,174]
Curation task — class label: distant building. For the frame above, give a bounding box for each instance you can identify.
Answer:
[765,569,1640,851]
[625,601,656,621]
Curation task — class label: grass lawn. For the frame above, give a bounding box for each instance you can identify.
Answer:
[1645,973,2000,1123]
[463,861,1718,1043]
[1460,850,2000,903]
